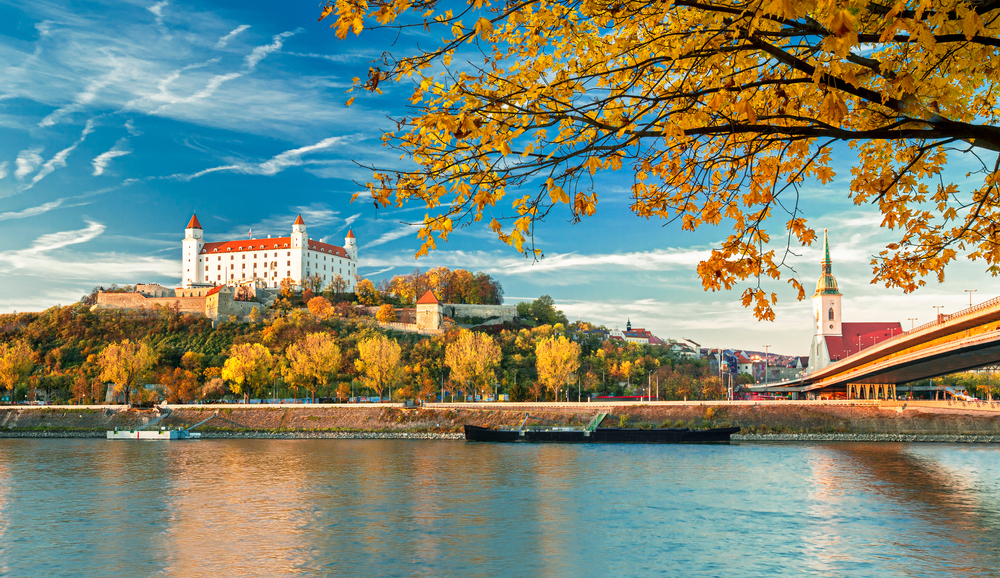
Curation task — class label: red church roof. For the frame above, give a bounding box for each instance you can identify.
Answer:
[186,214,202,229]
[824,322,903,361]
[416,290,440,305]
[294,214,305,225]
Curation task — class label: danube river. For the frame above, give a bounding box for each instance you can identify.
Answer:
[1,439,998,577]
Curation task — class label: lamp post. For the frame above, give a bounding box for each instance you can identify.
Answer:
[763,345,770,387]
[908,317,917,330]
[933,305,945,322]
[965,289,978,309]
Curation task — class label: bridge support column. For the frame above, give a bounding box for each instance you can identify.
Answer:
[847,383,897,400]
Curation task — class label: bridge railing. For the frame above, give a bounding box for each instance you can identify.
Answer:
[831,293,1000,364]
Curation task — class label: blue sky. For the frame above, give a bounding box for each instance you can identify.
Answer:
[0,0,993,355]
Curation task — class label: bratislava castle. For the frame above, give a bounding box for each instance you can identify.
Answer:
[181,213,358,291]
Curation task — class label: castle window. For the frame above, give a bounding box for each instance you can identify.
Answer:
[828,307,834,321]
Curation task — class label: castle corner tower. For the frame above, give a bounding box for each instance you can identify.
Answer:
[182,213,205,288]
[344,228,357,260]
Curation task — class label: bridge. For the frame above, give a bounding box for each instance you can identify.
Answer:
[755,295,1000,399]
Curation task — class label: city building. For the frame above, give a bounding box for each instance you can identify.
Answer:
[806,230,902,373]
[182,213,358,290]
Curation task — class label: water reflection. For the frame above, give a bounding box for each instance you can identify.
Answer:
[1,440,999,577]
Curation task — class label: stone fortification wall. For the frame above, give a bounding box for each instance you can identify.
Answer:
[206,293,260,322]
[95,293,205,315]
[443,304,517,322]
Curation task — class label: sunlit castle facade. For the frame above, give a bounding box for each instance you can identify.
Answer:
[181,213,358,291]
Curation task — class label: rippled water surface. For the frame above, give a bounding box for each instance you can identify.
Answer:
[1,439,999,577]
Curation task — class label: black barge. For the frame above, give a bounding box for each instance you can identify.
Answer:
[464,412,739,444]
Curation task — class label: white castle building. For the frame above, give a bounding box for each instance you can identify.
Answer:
[182,213,358,291]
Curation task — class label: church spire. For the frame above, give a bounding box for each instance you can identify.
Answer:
[814,228,841,296]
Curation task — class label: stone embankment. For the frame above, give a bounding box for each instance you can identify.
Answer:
[3,401,1000,441]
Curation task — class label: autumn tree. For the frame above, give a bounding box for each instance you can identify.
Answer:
[284,332,343,402]
[324,0,1000,319]
[355,278,379,305]
[158,367,201,404]
[445,329,502,397]
[279,277,296,299]
[222,343,274,403]
[330,273,349,298]
[0,340,36,404]
[308,296,334,320]
[98,339,157,405]
[355,334,403,401]
[376,304,397,323]
[535,336,581,402]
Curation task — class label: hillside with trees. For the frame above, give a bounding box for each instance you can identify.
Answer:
[0,293,717,405]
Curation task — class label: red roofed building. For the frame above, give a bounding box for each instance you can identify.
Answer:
[181,213,359,290]
[806,230,902,373]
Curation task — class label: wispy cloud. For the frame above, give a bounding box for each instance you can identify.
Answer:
[245,29,300,69]
[361,224,423,249]
[148,1,168,27]
[91,138,132,176]
[124,119,142,136]
[0,162,7,180]
[23,119,96,191]
[216,24,250,48]
[223,203,345,238]
[39,72,118,127]
[0,199,64,222]
[149,29,301,115]
[0,221,177,284]
[14,148,44,179]
[175,135,347,181]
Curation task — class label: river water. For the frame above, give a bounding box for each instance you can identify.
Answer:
[1,439,998,577]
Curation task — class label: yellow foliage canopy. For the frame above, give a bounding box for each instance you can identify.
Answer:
[445,329,502,396]
[98,339,157,404]
[535,335,581,399]
[326,0,1000,319]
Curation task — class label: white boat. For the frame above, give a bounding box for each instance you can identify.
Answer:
[106,408,216,440]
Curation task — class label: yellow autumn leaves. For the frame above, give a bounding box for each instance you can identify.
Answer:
[322,0,1000,320]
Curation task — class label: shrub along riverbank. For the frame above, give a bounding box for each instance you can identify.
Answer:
[4,403,1000,439]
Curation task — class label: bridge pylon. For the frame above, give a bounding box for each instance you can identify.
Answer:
[847,383,897,400]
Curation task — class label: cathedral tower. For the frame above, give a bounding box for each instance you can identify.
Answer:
[812,229,842,337]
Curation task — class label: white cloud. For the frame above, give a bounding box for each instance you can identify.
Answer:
[124,119,142,136]
[176,135,347,181]
[91,138,132,176]
[245,29,300,70]
[39,73,118,127]
[148,1,168,26]
[35,21,53,37]
[344,213,362,227]
[14,148,44,179]
[23,119,96,191]
[361,224,423,249]
[0,200,64,222]
[216,24,250,48]
[0,162,7,180]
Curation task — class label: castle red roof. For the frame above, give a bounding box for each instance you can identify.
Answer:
[346,228,355,239]
[186,214,202,229]
[205,285,225,297]
[416,290,440,305]
[200,237,349,258]
[294,214,305,225]
[823,322,903,361]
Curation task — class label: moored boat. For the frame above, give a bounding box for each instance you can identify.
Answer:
[464,423,740,443]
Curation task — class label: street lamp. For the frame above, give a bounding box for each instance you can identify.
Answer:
[763,345,770,387]
[933,305,945,322]
[965,289,978,309]
[908,317,917,330]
